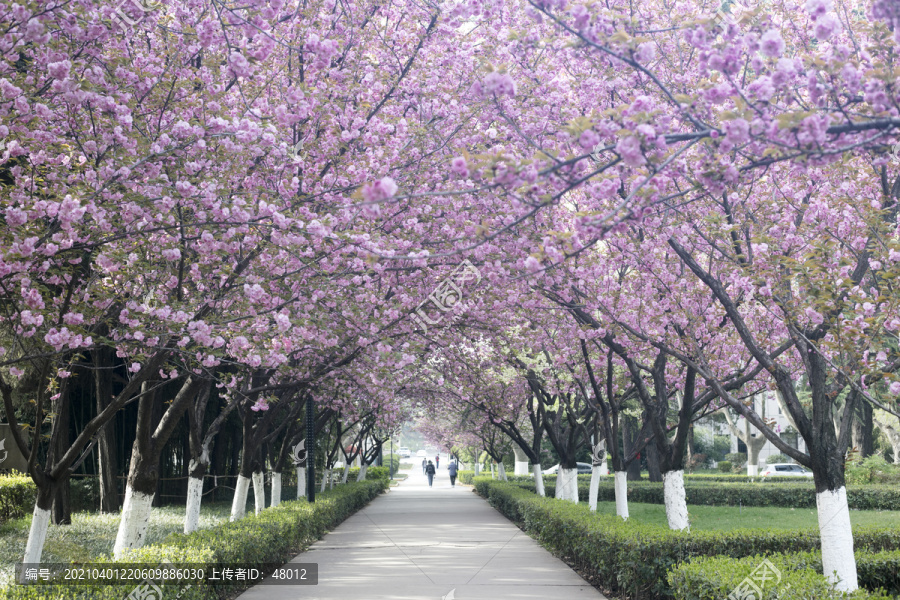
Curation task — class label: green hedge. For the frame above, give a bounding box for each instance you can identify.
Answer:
[0,473,36,524]
[346,466,391,481]
[473,478,900,600]
[668,550,900,599]
[0,479,388,599]
[458,470,475,485]
[513,479,900,511]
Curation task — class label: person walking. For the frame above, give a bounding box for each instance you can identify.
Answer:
[435,454,440,469]
[425,460,436,487]
[448,461,458,487]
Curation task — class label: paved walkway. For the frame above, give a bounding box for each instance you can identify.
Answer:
[236,465,606,600]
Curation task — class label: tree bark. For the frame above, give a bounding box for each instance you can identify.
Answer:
[623,418,642,481]
[646,442,662,482]
[614,471,629,520]
[853,401,874,458]
[114,376,202,558]
[50,380,71,525]
[20,485,55,581]
[662,470,689,531]
[93,345,119,513]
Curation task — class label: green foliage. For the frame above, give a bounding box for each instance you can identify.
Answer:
[0,480,387,599]
[473,478,900,600]
[692,431,731,463]
[765,453,794,464]
[380,454,401,473]
[347,466,391,481]
[725,453,747,467]
[69,478,100,513]
[668,551,900,600]
[681,473,811,483]
[457,470,475,484]
[516,479,900,511]
[0,473,35,524]
[846,456,900,485]
[718,461,732,473]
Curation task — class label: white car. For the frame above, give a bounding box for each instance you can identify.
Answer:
[761,463,814,477]
[543,462,593,475]
[399,447,411,458]
[416,449,427,458]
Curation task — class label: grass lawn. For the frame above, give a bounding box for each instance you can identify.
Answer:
[591,500,900,530]
[0,501,232,586]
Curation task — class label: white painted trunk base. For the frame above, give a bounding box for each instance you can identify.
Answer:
[589,466,603,511]
[556,468,578,503]
[296,467,306,499]
[747,464,759,477]
[184,477,204,533]
[474,463,480,476]
[113,487,154,559]
[663,470,690,531]
[230,475,250,521]
[817,487,858,591]
[532,464,545,497]
[514,460,529,476]
[490,462,494,479]
[498,463,508,481]
[341,465,350,484]
[598,461,609,476]
[320,469,329,493]
[252,472,265,514]
[271,472,282,508]
[614,471,629,520]
[21,506,50,580]
[356,463,368,482]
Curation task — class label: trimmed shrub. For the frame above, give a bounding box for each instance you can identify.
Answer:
[718,461,732,473]
[0,479,388,599]
[473,478,900,600]
[682,473,812,483]
[347,466,390,481]
[846,456,900,486]
[511,479,900,511]
[725,453,747,468]
[0,473,36,524]
[765,453,795,464]
[668,550,900,600]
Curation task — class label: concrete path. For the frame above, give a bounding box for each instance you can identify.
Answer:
[236,465,605,600]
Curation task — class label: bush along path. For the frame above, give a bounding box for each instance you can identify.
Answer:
[0,479,387,600]
[473,478,900,600]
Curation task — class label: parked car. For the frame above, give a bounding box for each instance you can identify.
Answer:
[761,463,813,478]
[399,447,411,458]
[416,449,427,458]
[543,462,594,475]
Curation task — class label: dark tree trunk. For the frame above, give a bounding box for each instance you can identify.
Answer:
[807,352,848,493]
[127,381,164,498]
[854,401,874,459]
[94,346,119,512]
[51,381,71,525]
[123,377,203,508]
[623,418,642,481]
[647,442,662,482]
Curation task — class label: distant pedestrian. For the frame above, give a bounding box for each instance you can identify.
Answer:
[426,460,436,487]
[448,461,458,487]
[435,455,440,469]
[422,457,427,474]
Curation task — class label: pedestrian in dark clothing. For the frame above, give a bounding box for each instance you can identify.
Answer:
[422,457,427,474]
[448,461,458,487]
[425,461,436,486]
